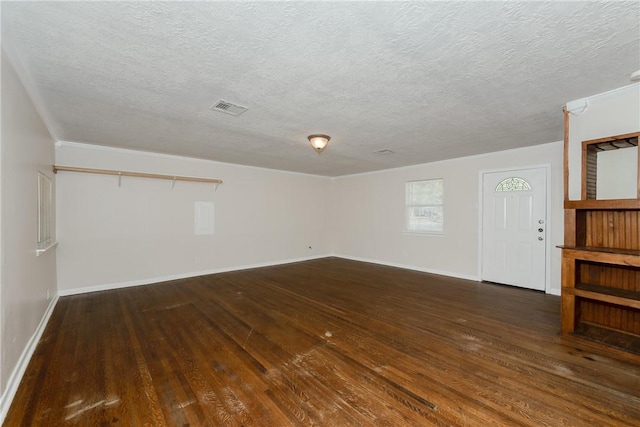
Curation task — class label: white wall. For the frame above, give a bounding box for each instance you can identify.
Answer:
[567,84,640,200]
[0,49,58,418]
[331,141,564,295]
[55,142,333,294]
[57,140,566,295]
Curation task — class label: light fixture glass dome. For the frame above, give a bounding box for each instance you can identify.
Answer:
[308,134,330,153]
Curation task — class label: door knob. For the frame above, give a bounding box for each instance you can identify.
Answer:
[538,228,544,232]
[538,237,544,241]
[538,219,544,224]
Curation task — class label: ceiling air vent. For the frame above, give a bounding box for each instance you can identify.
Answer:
[210,100,248,116]
[374,149,395,155]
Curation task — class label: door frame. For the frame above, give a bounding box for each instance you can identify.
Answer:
[477,163,552,293]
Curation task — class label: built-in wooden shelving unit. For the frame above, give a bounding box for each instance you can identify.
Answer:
[561,131,640,356]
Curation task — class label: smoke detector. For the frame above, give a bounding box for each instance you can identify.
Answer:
[210,100,248,116]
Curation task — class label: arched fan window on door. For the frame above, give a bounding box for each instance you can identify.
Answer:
[495,177,532,192]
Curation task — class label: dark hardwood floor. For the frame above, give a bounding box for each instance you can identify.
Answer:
[5,257,640,426]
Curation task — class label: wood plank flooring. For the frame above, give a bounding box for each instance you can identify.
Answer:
[5,257,640,426]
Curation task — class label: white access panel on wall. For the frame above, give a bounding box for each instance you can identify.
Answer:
[194,201,215,235]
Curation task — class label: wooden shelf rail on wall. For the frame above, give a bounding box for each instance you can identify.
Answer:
[52,165,223,188]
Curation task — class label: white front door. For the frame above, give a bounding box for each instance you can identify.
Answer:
[481,167,547,291]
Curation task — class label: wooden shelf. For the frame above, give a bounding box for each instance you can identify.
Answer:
[558,246,640,256]
[570,283,640,310]
[573,323,640,356]
[559,247,640,267]
[564,199,640,210]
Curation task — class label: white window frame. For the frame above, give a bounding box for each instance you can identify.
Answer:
[37,171,56,255]
[405,178,444,234]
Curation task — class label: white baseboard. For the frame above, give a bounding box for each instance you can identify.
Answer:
[58,254,333,296]
[333,255,563,295]
[333,254,480,282]
[59,254,480,297]
[0,295,59,425]
[58,253,557,298]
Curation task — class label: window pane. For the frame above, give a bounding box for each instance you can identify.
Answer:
[408,206,443,232]
[407,180,443,205]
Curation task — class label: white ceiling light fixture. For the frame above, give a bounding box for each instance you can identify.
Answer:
[308,134,331,153]
[631,70,640,82]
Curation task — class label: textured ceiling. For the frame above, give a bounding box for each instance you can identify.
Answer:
[2,1,639,176]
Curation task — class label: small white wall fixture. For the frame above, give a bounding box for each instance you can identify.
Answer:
[194,202,215,235]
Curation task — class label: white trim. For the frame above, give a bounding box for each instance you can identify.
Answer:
[58,254,332,296]
[545,164,552,295]
[478,164,552,293]
[402,231,446,236]
[36,241,58,256]
[333,141,563,180]
[55,141,334,180]
[59,253,479,297]
[477,173,484,281]
[546,288,560,297]
[56,138,571,182]
[0,295,59,424]
[334,254,479,282]
[565,83,639,112]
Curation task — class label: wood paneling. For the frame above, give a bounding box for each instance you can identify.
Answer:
[6,258,640,426]
[562,248,640,355]
[584,144,598,200]
[585,210,640,250]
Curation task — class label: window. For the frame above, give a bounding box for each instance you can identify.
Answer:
[37,171,54,253]
[405,179,443,233]
[495,177,531,192]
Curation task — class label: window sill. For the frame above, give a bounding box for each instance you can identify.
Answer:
[36,241,58,256]
[403,230,445,236]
